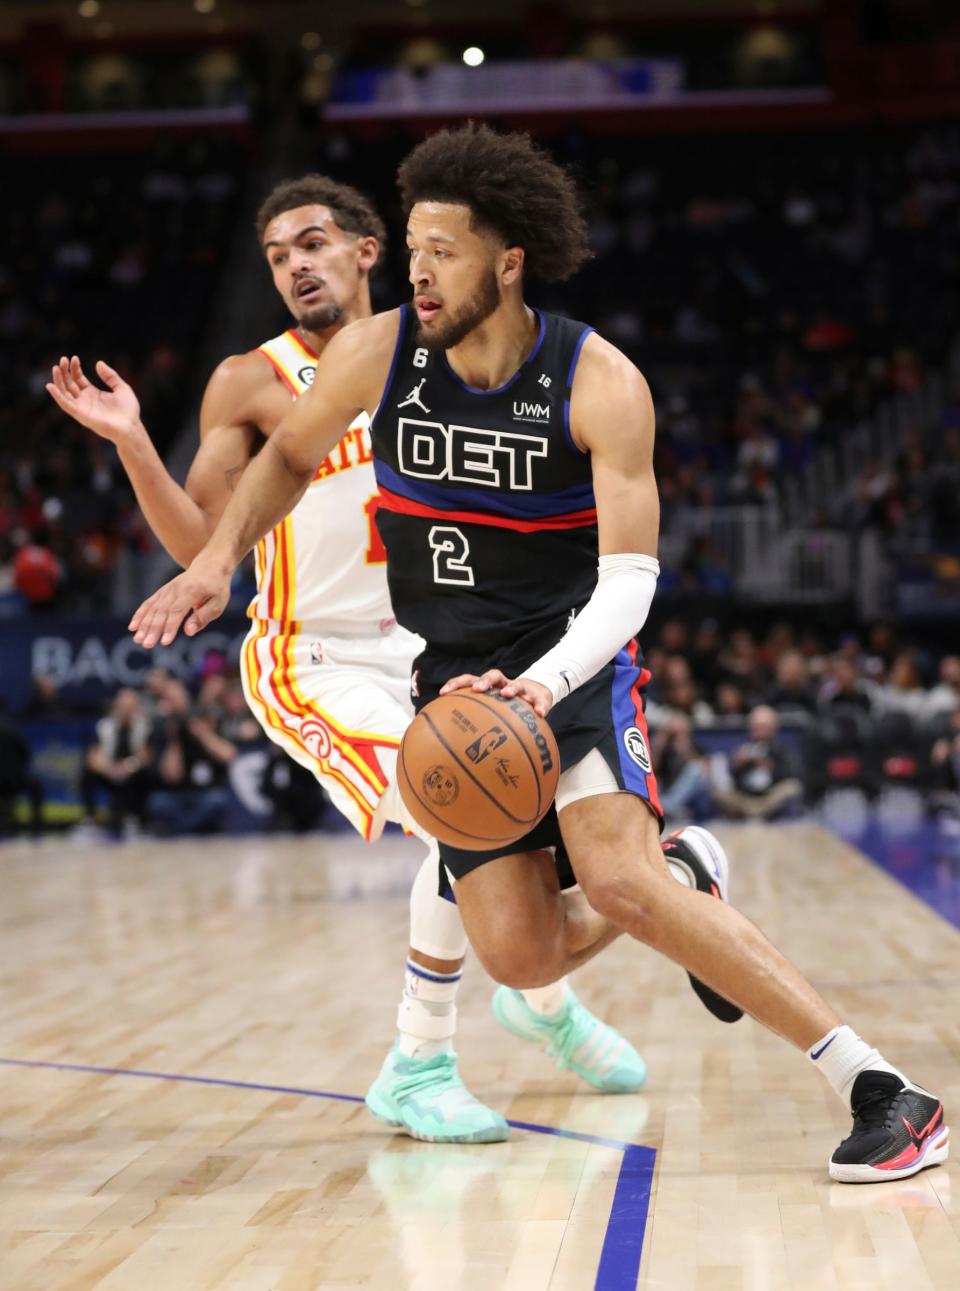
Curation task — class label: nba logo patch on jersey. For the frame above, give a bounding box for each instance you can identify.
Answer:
[309,640,324,665]
[623,726,652,773]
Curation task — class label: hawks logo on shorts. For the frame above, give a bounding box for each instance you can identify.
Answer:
[301,716,334,759]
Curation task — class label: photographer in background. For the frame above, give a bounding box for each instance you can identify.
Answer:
[145,677,235,837]
[714,705,803,821]
[81,687,152,837]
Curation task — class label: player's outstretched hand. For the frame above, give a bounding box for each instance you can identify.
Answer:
[129,559,232,648]
[46,356,142,444]
[440,669,553,718]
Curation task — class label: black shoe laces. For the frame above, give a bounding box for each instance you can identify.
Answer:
[851,1086,898,1131]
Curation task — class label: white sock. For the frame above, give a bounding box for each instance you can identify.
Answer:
[807,1025,906,1107]
[519,979,571,1017]
[397,958,460,1060]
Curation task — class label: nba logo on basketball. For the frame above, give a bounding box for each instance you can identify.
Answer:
[464,726,508,765]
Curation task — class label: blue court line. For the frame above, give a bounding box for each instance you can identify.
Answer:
[0,1056,656,1291]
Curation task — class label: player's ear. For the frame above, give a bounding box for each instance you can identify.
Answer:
[356,236,380,273]
[501,245,524,286]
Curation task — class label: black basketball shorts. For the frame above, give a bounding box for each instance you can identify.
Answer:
[412,639,663,882]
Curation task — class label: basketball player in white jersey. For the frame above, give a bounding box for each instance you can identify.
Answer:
[49,175,739,1142]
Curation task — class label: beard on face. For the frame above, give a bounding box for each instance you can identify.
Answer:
[296,300,343,332]
[416,267,501,351]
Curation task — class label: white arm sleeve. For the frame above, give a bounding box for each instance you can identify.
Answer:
[522,553,659,705]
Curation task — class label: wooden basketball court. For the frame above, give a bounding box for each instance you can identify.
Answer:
[0,823,957,1290]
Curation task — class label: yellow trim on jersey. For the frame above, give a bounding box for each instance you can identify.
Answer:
[272,518,288,619]
[283,515,297,616]
[285,329,319,364]
[257,331,314,396]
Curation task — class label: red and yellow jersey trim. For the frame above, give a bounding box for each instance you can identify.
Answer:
[255,329,318,396]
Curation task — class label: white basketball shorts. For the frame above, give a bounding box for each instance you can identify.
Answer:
[240,619,421,840]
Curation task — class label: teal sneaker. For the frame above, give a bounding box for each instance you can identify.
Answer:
[365,1045,510,1144]
[491,987,647,1093]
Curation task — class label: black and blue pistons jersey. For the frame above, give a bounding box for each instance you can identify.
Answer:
[370,304,599,662]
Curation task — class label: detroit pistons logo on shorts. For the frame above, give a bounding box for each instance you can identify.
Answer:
[623,726,652,773]
[423,765,459,806]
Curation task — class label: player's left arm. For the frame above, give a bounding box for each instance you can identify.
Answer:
[573,333,659,558]
[442,334,660,716]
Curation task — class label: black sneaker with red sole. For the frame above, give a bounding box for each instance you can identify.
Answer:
[830,1070,949,1182]
[661,827,744,1025]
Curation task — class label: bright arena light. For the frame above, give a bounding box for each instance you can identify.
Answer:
[78,0,100,18]
[462,46,485,68]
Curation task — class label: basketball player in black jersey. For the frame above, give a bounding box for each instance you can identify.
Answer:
[131,125,948,1183]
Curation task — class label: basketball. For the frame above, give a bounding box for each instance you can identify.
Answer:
[398,691,561,850]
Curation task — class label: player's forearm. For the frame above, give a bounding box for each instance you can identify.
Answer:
[523,553,660,704]
[116,425,212,567]
[200,435,312,571]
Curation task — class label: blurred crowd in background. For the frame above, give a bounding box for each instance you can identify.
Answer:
[643,616,960,827]
[0,140,243,616]
[3,614,959,840]
[2,122,959,614]
[0,656,328,839]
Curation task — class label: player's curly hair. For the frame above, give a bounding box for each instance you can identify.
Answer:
[397,123,591,283]
[254,174,386,261]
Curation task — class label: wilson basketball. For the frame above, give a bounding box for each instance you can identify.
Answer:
[398,691,561,850]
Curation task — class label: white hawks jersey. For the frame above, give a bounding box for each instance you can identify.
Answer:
[249,328,394,633]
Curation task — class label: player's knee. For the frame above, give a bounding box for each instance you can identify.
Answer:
[577,863,662,942]
[473,931,564,990]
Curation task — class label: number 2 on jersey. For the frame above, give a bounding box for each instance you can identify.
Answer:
[363,494,387,565]
[428,526,475,586]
